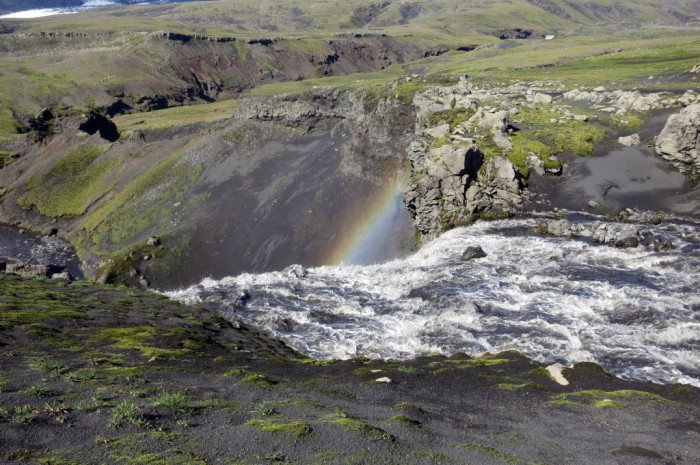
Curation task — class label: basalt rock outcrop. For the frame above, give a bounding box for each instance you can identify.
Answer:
[404,77,535,243]
[655,103,700,175]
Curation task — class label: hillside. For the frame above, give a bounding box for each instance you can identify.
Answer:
[0,1,699,284]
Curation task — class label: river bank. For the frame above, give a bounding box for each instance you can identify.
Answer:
[1,273,699,465]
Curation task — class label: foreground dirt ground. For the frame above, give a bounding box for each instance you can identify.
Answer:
[1,273,698,465]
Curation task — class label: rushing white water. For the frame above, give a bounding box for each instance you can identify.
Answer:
[167,216,700,387]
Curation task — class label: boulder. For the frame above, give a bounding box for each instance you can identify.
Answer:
[424,124,451,139]
[547,219,571,235]
[5,262,49,278]
[615,236,639,248]
[147,236,161,246]
[526,153,545,176]
[533,93,552,104]
[655,103,700,173]
[592,223,638,245]
[461,246,487,261]
[618,134,640,147]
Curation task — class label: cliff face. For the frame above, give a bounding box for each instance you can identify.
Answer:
[0,85,417,286]
[0,31,439,130]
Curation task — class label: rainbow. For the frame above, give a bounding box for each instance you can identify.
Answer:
[326,179,409,266]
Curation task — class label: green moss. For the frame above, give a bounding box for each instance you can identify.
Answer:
[594,399,625,409]
[330,412,396,442]
[388,414,421,428]
[93,326,191,359]
[21,144,118,218]
[609,113,646,129]
[496,382,546,391]
[239,373,275,387]
[245,418,313,438]
[425,108,474,130]
[551,389,672,408]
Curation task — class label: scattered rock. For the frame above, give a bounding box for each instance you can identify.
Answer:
[547,219,571,235]
[618,134,640,146]
[545,363,570,386]
[615,236,639,249]
[526,153,545,176]
[461,246,487,261]
[532,93,552,104]
[50,271,72,280]
[5,263,49,278]
[588,200,599,209]
[147,236,161,246]
[424,124,450,139]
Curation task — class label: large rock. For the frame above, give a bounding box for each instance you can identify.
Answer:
[461,246,487,261]
[5,262,49,278]
[655,103,700,173]
[547,219,571,235]
[618,134,640,146]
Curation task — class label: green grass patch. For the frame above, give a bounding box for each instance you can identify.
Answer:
[609,112,646,130]
[245,418,313,439]
[20,144,118,218]
[109,401,150,429]
[114,99,241,131]
[93,326,191,360]
[149,392,191,413]
[82,144,204,252]
[551,389,672,408]
[512,105,607,157]
[238,373,275,387]
[388,414,421,428]
[330,412,396,442]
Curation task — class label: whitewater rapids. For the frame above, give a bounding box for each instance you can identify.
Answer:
[167,216,700,387]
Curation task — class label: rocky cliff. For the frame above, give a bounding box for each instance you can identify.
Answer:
[402,77,700,244]
[656,103,700,175]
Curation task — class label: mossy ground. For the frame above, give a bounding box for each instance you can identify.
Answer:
[2,274,698,464]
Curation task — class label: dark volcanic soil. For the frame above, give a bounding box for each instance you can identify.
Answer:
[1,274,699,465]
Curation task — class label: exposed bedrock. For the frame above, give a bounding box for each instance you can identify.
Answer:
[656,103,700,175]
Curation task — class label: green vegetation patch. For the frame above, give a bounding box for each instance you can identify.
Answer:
[609,112,646,130]
[513,105,607,157]
[82,145,204,252]
[20,144,118,218]
[0,281,89,330]
[245,418,313,438]
[550,389,672,408]
[330,412,396,442]
[93,326,192,360]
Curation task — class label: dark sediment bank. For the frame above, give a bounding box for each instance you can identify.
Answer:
[1,273,699,465]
